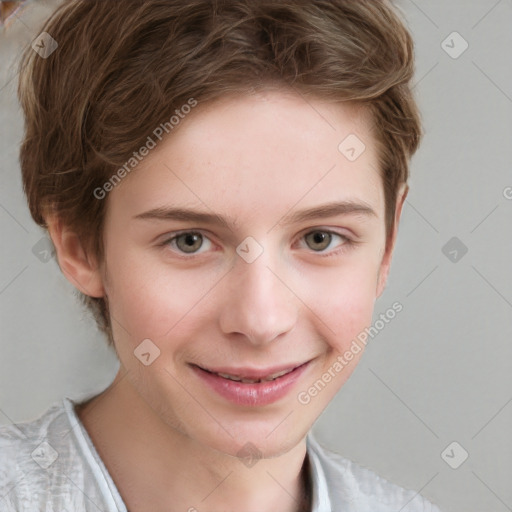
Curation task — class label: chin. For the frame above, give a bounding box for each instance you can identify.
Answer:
[192,416,311,461]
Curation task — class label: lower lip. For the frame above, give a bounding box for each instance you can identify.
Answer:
[191,362,310,406]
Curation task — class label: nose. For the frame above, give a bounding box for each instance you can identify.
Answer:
[218,246,298,346]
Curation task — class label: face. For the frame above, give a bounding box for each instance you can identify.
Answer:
[96,90,398,459]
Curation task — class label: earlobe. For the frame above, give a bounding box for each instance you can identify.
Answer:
[375,183,409,299]
[46,215,105,298]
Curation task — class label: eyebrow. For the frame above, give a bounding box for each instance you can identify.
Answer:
[133,200,377,229]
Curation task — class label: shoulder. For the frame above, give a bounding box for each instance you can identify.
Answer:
[307,433,442,512]
[0,399,90,511]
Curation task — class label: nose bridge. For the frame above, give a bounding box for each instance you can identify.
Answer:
[218,243,297,344]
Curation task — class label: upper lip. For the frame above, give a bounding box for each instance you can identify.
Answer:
[193,361,309,380]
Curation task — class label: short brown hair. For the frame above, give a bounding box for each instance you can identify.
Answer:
[17,0,422,347]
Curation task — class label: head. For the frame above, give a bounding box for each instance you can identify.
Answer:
[18,0,421,457]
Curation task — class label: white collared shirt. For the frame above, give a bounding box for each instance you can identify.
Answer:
[0,395,442,511]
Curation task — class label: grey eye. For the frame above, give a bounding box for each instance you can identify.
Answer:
[175,232,203,253]
[304,231,332,251]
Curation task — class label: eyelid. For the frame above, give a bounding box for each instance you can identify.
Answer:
[296,225,354,240]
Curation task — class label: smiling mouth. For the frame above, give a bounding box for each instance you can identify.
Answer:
[193,363,306,384]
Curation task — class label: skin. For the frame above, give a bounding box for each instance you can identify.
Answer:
[48,89,408,512]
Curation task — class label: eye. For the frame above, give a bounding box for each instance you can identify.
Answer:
[299,229,352,256]
[161,231,212,255]
[159,228,353,258]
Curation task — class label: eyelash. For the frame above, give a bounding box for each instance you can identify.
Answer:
[158,228,356,259]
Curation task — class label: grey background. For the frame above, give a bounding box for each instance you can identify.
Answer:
[1,1,511,511]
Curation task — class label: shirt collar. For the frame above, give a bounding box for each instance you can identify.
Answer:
[306,433,333,511]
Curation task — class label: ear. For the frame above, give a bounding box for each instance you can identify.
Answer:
[46,215,105,298]
[375,183,409,299]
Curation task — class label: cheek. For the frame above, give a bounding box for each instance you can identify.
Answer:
[103,244,226,345]
[305,259,379,352]
[104,236,381,351]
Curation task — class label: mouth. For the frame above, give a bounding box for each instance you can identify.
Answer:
[190,360,312,406]
[195,364,302,383]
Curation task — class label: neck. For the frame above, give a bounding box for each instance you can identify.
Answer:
[76,372,312,512]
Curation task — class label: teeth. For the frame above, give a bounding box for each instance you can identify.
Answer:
[265,369,292,380]
[217,372,243,382]
[215,368,293,383]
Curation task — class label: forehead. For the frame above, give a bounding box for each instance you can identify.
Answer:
[109,90,384,224]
